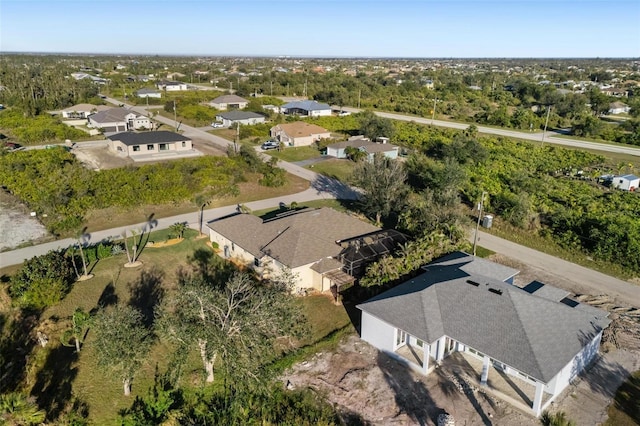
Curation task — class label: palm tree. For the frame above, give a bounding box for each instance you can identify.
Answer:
[540,411,576,426]
[0,392,45,426]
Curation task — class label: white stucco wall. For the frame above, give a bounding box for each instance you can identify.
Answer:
[360,311,395,353]
[309,109,332,117]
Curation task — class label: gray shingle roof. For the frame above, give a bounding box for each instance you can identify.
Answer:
[207,208,380,268]
[107,131,189,146]
[216,110,264,120]
[281,100,331,111]
[211,94,248,104]
[422,251,519,282]
[90,107,142,123]
[358,264,610,383]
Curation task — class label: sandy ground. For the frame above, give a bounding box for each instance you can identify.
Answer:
[283,255,640,425]
[0,191,50,251]
[72,144,133,170]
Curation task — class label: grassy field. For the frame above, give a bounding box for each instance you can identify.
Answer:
[266,146,321,162]
[605,370,640,426]
[3,227,354,424]
[306,158,356,182]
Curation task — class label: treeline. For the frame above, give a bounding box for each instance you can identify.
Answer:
[0,109,88,144]
[0,148,268,234]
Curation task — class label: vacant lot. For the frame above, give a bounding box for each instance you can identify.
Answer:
[0,190,50,251]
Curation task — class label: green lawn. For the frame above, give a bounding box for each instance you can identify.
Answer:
[606,370,640,426]
[306,158,355,182]
[266,146,322,162]
[7,228,353,424]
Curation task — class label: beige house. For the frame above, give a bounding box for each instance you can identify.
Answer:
[270,122,331,147]
[108,131,193,158]
[88,107,152,133]
[208,94,249,110]
[207,208,382,293]
[61,103,110,119]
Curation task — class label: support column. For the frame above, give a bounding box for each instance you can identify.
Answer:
[480,355,490,385]
[436,336,446,361]
[532,381,545,416]
[422,344,430,374]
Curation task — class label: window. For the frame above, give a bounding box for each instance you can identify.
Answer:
[159,144,168,151]
[147,144,154,151]
[254,258,261,267]
[182,141,186,147]
[132,145,140,152]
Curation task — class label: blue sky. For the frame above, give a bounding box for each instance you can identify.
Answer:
[1,0,639,57]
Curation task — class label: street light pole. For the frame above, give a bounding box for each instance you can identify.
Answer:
[472,191,487,257]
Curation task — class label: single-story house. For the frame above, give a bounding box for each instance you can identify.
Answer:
[70,73,108,84]
[601,87,628,98]
[156,80,188,91]
[87,107,152,133]
[207,207,382,293]
[215,110,265,127]
[61,103,109,119]
[108,131,193,157]
[280,100,331,117]
[611,174,639,191]
[358,251,610,417]
[608,101,630,115]
[270,122,331,147]
[136,88,162,99]
[326,137,399,161]
[208,94,249,110]
[262,104,281,114]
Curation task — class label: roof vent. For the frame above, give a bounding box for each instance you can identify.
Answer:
[466,279,480,287]
[488,288,503,296]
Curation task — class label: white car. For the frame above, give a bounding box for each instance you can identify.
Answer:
[211,122,224,128]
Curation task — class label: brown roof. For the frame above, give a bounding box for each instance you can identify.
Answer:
[207,208,379,268]
[272,121,329,139]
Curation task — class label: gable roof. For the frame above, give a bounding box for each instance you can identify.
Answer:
[423,251,519,282]
[216,110,264,120]
[90,107,145,123]
[358,262,610,383]
[211,94,248,104]
[272,121,329,138]
[207,208,379,268]
[63,103,101,113]
[107,131,189,146]
[281,100,331,111]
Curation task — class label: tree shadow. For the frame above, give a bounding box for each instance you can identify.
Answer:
[0,309,41,393]
[91,282,118,315]
[376,351,446,425]
[311,174,361,201]
[187,247,237,286]
[30,344,78,421]
[128,267,165,329]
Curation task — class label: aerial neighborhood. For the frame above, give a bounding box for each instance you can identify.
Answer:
[0,21,639,426]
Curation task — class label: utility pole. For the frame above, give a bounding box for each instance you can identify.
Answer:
[234,122,240,153]
[431,97,437,124]
[173,100,177,131]
[357,89,361,108]
[270,80,273,96]
[542,105,551,146]
[472,191,487,257]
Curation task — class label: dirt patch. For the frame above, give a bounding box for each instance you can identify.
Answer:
[146,238,183,248]
[0,191,50,251]
[72,144,133,170]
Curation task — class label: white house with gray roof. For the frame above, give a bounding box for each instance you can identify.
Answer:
[87,107,151,133]
[207,208,380,293]
[280,100,331,117]
[215,110,265,127]
[358,251,610,417]
[208,94,249,110]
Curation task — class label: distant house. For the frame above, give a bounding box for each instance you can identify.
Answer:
[326,137,399,161]
[270,121,331,147]
[262,104,281,114]
[208,94,249,110]
[611,174,639,191]
[87,107,152,133]
[358,251,610,417]
[156,80,188,91]
[136,88,162,99]
[601,87,628,98]
[215,111,265,127]
[608,101,630,115]
[70,72,108,84]
[280,100,331,117]
[207,207,383,293]
[108,131,194,158]
[61,104,109,119]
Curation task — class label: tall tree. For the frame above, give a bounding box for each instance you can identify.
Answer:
[159,272,305,386]
[351,153,409,226]
[92,305,153,396]
[357,110,395,140]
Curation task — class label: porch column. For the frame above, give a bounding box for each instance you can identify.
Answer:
[422,344,430,374]
[436,336,446,361]
[532,381,545,416]
[480,355,490,385]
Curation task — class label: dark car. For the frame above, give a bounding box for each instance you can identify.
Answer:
[261,140,279,150]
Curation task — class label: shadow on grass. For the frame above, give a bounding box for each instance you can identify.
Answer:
[92,282,118,314]
[186,247,237,286]
[128,267,165,328]
[0,309,41,393]
[31,344,78,421]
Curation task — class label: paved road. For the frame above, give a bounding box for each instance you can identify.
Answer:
[471,231,640,307]
[338,106,640,157]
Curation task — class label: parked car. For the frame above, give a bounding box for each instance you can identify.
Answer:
[261,140,279,150]
[2,141,22,151]
[211,122,224,128]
